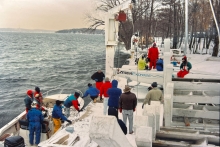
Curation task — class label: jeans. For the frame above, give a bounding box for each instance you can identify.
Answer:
[103,97,109,115]
[65,107,70,118]
[108,107,118,119]
[122,109,133,133]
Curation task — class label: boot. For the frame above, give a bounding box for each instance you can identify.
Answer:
[93,98,97,103]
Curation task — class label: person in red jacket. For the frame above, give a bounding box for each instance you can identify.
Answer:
[34,87,46,111]
[148,42,159,70]
[100,77,112,115]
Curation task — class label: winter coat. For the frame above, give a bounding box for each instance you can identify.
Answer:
[143,87,163,105]
[156,59,163,71]
[107,80,122,108]
[83,86,100,97]
[148,47,159,61]
[138,58,147,70]
[180,62,192,71]
[34,91,43,104]
[64,94,79,111]
[119,92,137,110]
[27,108,44,124]
[100,81,112,97]
[24,96,33,110]
[52,105,67,121]
[91,72,105,82]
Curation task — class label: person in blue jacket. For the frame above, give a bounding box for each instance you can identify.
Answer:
[52,100,72,133]
[27,101,44,146]
[82,83,100,103]
[107,80,122,119]
[156,58,163,71]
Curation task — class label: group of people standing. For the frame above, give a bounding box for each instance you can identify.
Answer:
[24,87,50,146]
[23,50,192,146]
[137,42,192,78]
[24,86,72,146]
[138,43,163,71]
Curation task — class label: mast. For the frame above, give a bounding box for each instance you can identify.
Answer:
[184,0,188,55]
[209,0,220,57]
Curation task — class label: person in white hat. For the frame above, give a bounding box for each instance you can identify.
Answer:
[27,100,44,146]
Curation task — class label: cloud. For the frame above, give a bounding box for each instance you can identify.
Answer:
[0,0,93,30]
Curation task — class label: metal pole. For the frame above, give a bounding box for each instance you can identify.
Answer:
[185,0,188,55]
[209,0,220,57]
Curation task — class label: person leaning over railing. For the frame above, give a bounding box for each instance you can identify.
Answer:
[52,100,72,133]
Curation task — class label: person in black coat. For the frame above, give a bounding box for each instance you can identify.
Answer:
[91,69,105,96]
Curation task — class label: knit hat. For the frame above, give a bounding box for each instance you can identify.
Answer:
[151,82,157,87]
[123,85,131,92]
[27,90,33,97]
[35,87,40,93]
[74,92,80,97]
[56,100,63,106]
[182,56,187,60]
[88,83,92,87]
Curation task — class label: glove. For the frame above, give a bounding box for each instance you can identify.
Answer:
[78,109,83,112]
[66,120,72,124]
[95,79,98,82]
[133,108,135,112]
[119,108,122,113]
[142,104,144,109]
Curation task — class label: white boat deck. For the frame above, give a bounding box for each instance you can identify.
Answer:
[38,102,145,147]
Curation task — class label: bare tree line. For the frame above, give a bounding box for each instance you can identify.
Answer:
[86,0,219,56]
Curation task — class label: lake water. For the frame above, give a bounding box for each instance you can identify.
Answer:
[0,32,111,128]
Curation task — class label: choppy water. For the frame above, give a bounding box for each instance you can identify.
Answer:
[0,32,110,128]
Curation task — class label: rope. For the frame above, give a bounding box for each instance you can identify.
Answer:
[130,5,138,116]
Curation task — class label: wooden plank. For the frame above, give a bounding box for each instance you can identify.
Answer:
[156,130,220,144]
[172,108,220,119]
[174,82,220,90]
[53,134,69,144]
[173,78,220,83]
[153,139,190,147]
[171,121,220,130]
[173,103,220,111]
[173,96,220,104]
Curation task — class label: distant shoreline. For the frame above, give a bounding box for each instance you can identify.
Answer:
[0,28,104,34]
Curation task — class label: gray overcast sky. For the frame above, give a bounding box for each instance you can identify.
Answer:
[0,0,93,31]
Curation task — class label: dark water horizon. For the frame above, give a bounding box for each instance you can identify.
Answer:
[0,32,108,128]
[0,32,129,128]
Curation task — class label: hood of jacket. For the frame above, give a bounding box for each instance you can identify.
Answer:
[112,80,118,88]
